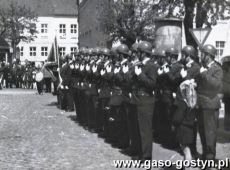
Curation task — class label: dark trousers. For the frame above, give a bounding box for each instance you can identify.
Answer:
[78,90,87,124]
[136,96,155,158]
[36,81,43,94]
[126,103,141,153]
[58,88,74,111]
[96,98,109,132]
[44,78,52,92]
[224,96,230,130]
[158,94,177,146]
[88,95,98,129]
[5,78,12,88]
[107,106,120,142]
[53,82,58,95]
[198,108,219,160]
[72,87,79,116]
[117,104,129,147]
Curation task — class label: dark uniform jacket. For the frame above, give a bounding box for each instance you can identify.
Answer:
[195,62,223,109]
[222,61,230,97]
[159,62,183,104]
[173,61,200,126]
[60,63,72,86]
[132,59,158,105]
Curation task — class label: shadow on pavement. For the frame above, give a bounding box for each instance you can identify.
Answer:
[68,115,78,123]
[217,119,230,144]
[45,101,58,106]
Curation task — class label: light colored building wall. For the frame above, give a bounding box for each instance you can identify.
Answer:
[19,16,78,62]
[204,20,230,62]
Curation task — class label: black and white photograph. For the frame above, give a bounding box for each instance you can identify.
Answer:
[0,0,230,169]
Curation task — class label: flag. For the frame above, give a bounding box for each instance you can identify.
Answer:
[47,43,55,62]
[47,36,60,65]
[53,36,60,67]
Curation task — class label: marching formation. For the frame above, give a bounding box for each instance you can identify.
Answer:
[51,41,223,166]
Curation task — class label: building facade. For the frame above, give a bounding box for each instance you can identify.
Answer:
[203,20,230,62]
[79,0,111,48]
[19,16,78,63]
[0,0,79,64]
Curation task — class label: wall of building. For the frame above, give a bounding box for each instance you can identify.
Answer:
[79,0,110,48]
[204,20,230,62]
[19,16,78,62]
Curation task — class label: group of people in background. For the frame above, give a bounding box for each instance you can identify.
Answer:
[0,59,53,93]
[42,41,230,170]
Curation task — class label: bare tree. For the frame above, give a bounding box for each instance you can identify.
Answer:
[0,1,38,58]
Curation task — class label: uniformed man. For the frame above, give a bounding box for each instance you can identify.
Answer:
[97,48,112,138]
[152,49,166,140]
[172,45,200,161]
[78,47,89,126]
[69,52,79,116]
[132,41,158,161]
[84,48,99,132]
[222,58,230,131]
[109,44,130,148]
[74,48,84,123]
[158,47,183,148]
[102,46,120,144]
[121,42,141,156]
[195,44,223,163]
[59,54,75,111]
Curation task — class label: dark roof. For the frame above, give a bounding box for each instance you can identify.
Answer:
[0,37,9,49]
[0,0,78,17]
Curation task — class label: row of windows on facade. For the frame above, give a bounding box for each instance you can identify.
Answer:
[216,41,225,59]
[20,47,77,57]
[41,24,77,34]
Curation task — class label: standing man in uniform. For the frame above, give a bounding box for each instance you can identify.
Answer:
[195,44,223,164]
[222,57,230,131]
[133,41,158,162]
[172,45,200,161]
[122,42,141,156]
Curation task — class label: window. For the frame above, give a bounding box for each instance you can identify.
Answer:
[59,47,66,56]
[216,41,225,61]
[41,24,48,33]
[59,24,66,34]
[30,47,36,56]
[71,47,77,54]
[70,24,77,34]
[41,47,48,56]
[20,46,24,56]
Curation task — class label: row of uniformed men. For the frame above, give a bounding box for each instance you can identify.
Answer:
[57,41,223,166]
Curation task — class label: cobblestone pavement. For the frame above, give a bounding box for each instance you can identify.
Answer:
[0,89,229,170]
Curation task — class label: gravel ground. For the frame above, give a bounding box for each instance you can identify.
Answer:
[0,89,229,170]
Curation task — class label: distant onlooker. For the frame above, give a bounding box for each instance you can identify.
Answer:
[42,61,52,93]
[35,64,43,95]
[4,63,13,88]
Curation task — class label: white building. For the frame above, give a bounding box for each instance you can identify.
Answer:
[0,0,79,64]
[19,16,78,63]
[204,20,230,62]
